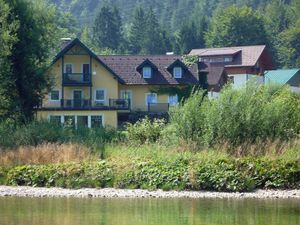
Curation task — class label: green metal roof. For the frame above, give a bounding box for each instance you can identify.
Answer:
[265,69,300,85]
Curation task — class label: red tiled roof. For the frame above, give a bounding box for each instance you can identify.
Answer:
[189,45,266,67]
[98,55,199,85]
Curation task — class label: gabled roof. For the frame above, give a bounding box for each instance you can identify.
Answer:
[265,69,300,86]
[197,49,241,57]
[52,38,125,83]
[199,62,226,86]
[189,45,268,68]
[136,59,158,71]
[98,55,199,85]
[167,59,188,71]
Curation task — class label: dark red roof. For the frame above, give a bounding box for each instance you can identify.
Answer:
[199,62,227,88]
[98,55,199,85]
[190,45,272,68]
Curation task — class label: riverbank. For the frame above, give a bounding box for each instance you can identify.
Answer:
[0,186,299,199]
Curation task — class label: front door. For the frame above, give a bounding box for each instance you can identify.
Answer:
[73,90,82,108]
[82,64,90,82]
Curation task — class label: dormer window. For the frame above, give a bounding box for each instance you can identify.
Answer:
[173,67,182,78]
[143,67,152,78]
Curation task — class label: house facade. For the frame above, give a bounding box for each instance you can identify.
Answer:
[190,45,274,91]
[37,38,199,128]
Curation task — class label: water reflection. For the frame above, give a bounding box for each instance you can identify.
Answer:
[0,197,299,225]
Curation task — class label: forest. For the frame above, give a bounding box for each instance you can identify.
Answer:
[48,0,300,69]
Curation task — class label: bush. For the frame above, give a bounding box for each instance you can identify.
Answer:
[6,161,113,188]
[123,117,166,145]
[168,84,300,147]
[115,157,190,190]
[5,157,299,192]
[0,120,120,149]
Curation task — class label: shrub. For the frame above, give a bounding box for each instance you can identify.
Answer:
[6,161,113,188]
[123,117,166,145]
[0,120,120,149]
[4,156,299,191]
[169,84,300,148]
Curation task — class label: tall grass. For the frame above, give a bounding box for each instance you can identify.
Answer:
[0,143,97,167]
[0,120,121,149]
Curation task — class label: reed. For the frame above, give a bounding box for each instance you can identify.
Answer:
[0,143,97,167]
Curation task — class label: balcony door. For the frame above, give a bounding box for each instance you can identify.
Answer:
[82,64,90,82]
[73,90,82,108]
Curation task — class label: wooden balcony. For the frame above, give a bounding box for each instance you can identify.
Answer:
[62,73,92,86]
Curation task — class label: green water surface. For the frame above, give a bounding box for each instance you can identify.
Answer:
[0,197,299,225]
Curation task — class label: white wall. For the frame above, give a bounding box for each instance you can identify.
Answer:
[230,74,264,89]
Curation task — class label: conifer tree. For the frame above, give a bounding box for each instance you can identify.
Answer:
[128,6,147,54]
[93,5,122,51]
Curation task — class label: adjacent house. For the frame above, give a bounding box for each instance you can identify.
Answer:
[37,38,199,128]
[265,69,300,93]
[190,45,274,92]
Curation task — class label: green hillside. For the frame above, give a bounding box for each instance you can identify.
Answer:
[49,0,276,31]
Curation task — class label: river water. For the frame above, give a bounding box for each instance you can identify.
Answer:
[0,197,299,225]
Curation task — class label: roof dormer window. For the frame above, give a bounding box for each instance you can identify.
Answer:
[143,67,152,78]
[173,67,182,78]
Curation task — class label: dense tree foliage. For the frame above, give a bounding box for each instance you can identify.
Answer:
[0,0,65,121]
[205,6,269,47]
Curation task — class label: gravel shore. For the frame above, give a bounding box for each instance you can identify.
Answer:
[0,186,299,199]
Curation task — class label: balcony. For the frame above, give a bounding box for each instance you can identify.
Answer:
[62,73,92,86]
[147,103,169,112]
[45,98,131,110]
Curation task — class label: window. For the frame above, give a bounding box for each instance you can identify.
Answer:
[49,116,61,125]
[146,93,157,105]
[77,116,88,128]
[95,89,105,104]
[120,90,132,100]
[91,116,103,128]
[173,67,182,78]
[64,116,75,128]
[142,67,152,78]
[169,95,178,106]
[50,90,59,101]
[224,56,232,62]
[65,63,73,73]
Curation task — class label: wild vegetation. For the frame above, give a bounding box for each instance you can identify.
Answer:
[0,84,299,191]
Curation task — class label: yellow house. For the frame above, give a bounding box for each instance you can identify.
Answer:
[37,38,199,128]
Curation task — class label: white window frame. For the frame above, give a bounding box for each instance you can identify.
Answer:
[145,93,157,105]
[168,94,178,106]
[64,63,74,73]
[49,90,60,102]
[173,67,182,78]
[142,67,152,78]
[120,90,132,99]
[90,115,104,128]
[48,115,105,128]
[94,89,106,104]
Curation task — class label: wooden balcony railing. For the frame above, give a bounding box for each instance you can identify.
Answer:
[62,73,91,86]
